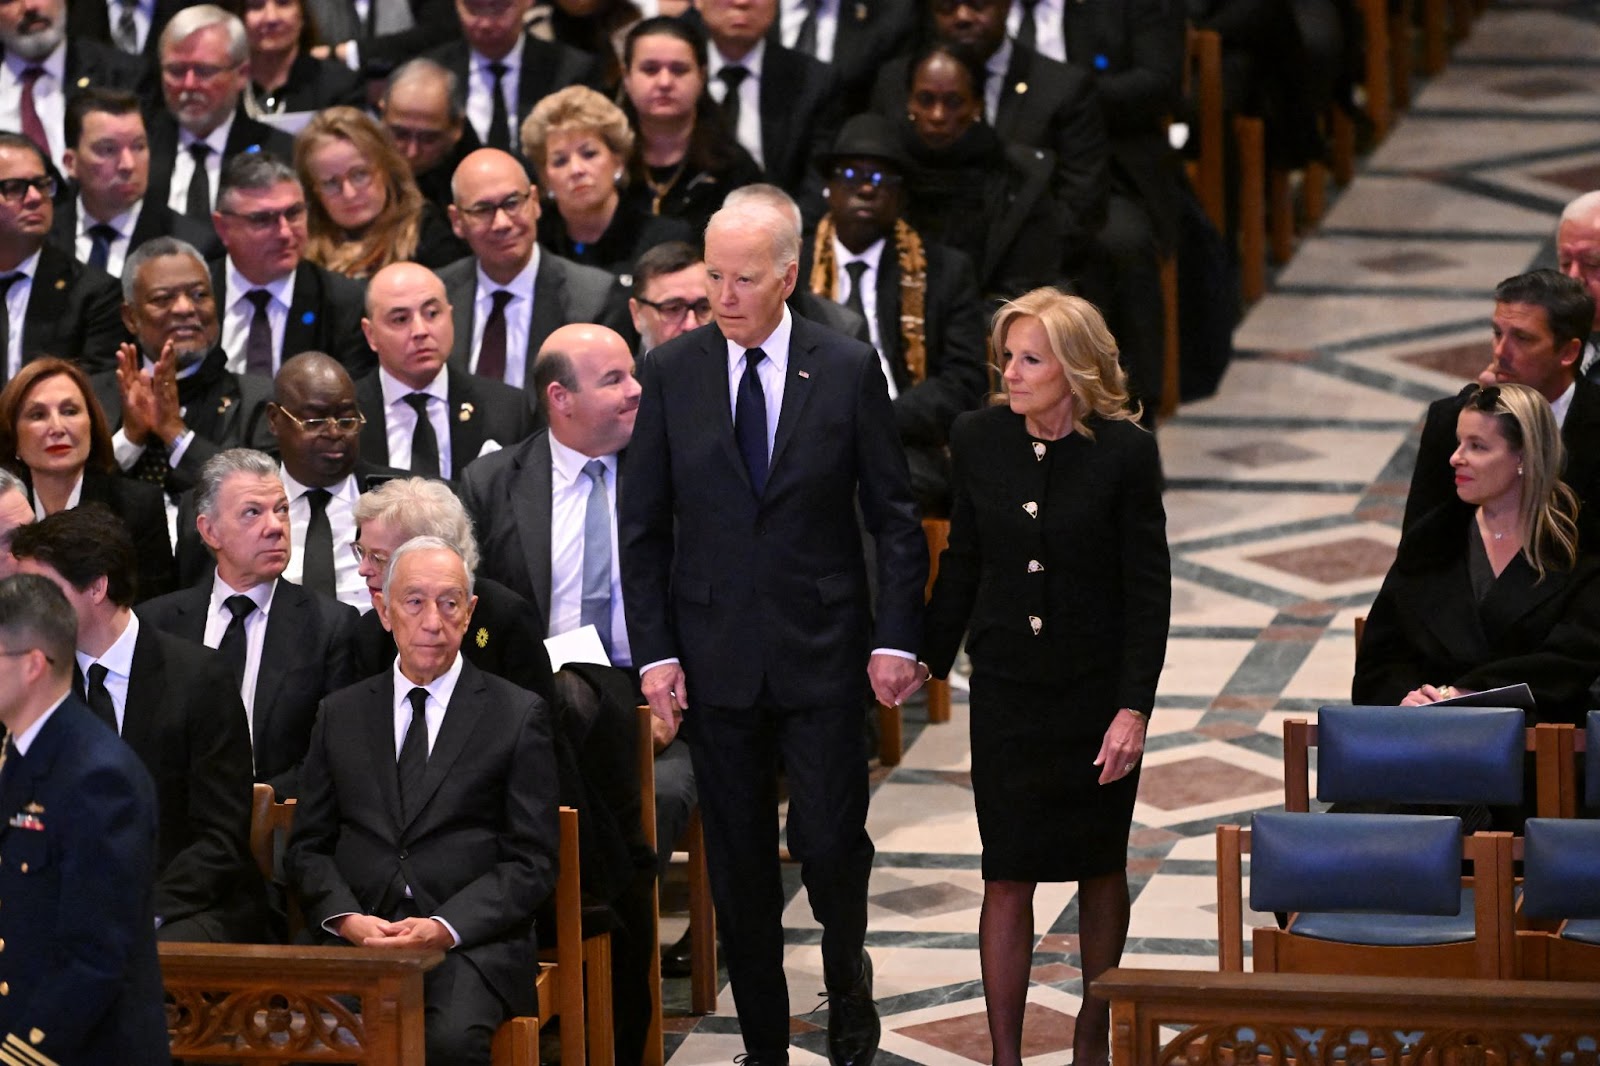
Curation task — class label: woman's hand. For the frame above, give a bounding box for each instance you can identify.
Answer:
[1401,683,1473,705]
[1094,708,1147,786]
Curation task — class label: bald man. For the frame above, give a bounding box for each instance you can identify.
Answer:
[354,261,537,482]
[1558,191,1600,382]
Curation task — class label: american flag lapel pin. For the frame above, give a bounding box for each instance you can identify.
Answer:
[797,370,810,379]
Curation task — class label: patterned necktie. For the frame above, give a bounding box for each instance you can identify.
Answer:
[580,459,614,660]
[717,65,749,138]
[476,289,513,381]
[302,489,336,596]
[113,0,139,53]
[185,142,212,219]
[86,222,119,272]
[398,687,429,821]
[18,68,47,157]
[486,62,511,152]
[243,289,274,376]
[735,346,769,494]
[217,593,255,688]
[402,393,440,478]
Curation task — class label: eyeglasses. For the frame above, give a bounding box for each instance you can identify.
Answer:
[317,166,376,198]
[0,175,56,202]
[218,203,307,231]
[161,61,243,82]
[386,125,450,150]
[832,165,902,189]
[272,404,366,435]
[351,542,390,568]
[456,190,531,224]
[635,296,712,323]
[1468,384,1503,412]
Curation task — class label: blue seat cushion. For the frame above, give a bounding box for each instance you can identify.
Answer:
[1290,888,1476,947]
[1249,812,1462,915]
[1522,819,1600,919]
[1561,918,1600,946]
[1317,705,1524,806]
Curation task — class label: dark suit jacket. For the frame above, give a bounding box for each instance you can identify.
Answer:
[301,0,462,78]
[66,0,187,62]
[1355,501,1600,726]
[1404,379,1600,549]
[78,468,176,602]
[620,314,926,708]
[922,407,1170,708]
[355,363,537,481]
[790,289,871,346]
[285,659,559,1013]
[0,696,168,1065]
[438,251,630,389]
[424,35,599,154]
[122,622,262,938]
[17,242,125,373]
[752,42,839,199]
[145,109,297,228]
[458,428,561,623]
[767,0,913,113]
[48,193,224,267]
[209,258,372,377]
[137,578,360,798]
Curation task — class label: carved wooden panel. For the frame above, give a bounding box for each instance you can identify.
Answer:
[167,987,373,1061]
[1151,1022,1600,1066]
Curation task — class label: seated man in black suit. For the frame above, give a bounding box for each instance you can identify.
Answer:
[766,0,914,116]
[1556,190,1600,379]
[11,505,263,942]
[0,467,30,567]
[357,260,537,481]
[0,131,125,375]
[95,236,275,505]
[303,0,461,80]
[54,88,222,276]
[146,5,294,232]
[380,57,472,214]
[1404,269,1600,547]
[210,152,371,379]
[441,148,629,391]
[286,535,558,1065]
[140,448,359,799]
[806,115,988,516]
[0,573,168,1065]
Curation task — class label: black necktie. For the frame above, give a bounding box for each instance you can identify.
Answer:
[130,433,170,489]
[398,687,429,821]
[302,489,336,596]
[476,290,513,381]
[85,663,118,732]
[486,61,511,152]
[735,346,769,494]
[793,0,819,56]
[185,142,212,219]
[243,289,274,376]
[843,260,869,320]
[1015,0,1039,54]
[86,222,119,272]
[217,593,255,688]
[718,65,749,138]
[0,271,24,383]
[402,393,441,478]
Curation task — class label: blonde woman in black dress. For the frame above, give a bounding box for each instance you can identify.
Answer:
[923,288,1170,1066]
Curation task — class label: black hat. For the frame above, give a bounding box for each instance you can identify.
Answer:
[816,113,913,177]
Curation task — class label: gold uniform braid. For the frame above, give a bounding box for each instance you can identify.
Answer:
[810,216,928,386]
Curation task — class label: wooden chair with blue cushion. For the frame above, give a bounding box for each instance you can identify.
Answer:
[1217,811,1514,978]
[1514,818,1600,980]
[1530,709,1596,819]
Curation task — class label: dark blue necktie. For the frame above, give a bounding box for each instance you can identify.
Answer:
[735,347,769,494]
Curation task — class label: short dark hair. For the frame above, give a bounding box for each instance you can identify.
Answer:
[632,240,702,298]
[0,131,47,173]
[0,574,77,677]
[623,15,708,69]
[10,504,139,608]
[65,87,144,150]
[905,39,986,99]
[1495,269,1595,352]
[217,151,300,209]
[531,349,578,415]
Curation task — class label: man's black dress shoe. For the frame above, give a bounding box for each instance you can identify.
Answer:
[733,1052,789,1065]
[661,928,693,978]
[825,952,880,1066]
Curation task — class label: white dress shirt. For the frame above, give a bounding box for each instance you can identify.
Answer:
[708,40,765,169]
[780,0,838,61]
[1551,379,1576,429]
[279,467,368,612]
[105,0,154,53]
[547,435,631,667]
[1,246,40,380]
[831,235,900,399]
[469,247,539,389]
[465,35,525,151]
[1005,0,1067,63]
[0,43,67,167]
[203,576,276,739]
[983,38,1013,126]
[75,198,142,279]
[169,114,233,216]
[379,365,455,478]
[220,260,297,376]
[74,611,141,734]
[12,691,67,754]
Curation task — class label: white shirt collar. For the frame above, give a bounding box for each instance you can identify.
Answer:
[831,235,885,277]
[279,464,360,507]
[78,195,141,236]
[12,690,69,756]
[473,31,525,73]
[76,609,139,682]
[226,256,297,305]
[208,573,276,613]
[711,36,765,79]
[179,110,234,155]
[475,244,539,302]
[1552,378,1577,428]
[548,432,617,489]
[32,471,83,520]
[379,363,449,407]
[725,303,792,373]
[9,247,42,281]
[392,644,465,710]
[3,41,65,81]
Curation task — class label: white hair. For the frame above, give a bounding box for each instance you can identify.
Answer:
[381,535,475,602]
[708,187,801,271]
[1560,190,1600,227]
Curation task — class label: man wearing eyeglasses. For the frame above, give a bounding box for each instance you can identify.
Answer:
[629,240,714,355]
[145,6,293,231]
[380,58,471,214]
[0,130,125,376]
[208,152,371,379]
[441,148,630,390]
[139,448,358,801]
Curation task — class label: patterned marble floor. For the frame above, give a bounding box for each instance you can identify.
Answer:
[657,3,1600,1060]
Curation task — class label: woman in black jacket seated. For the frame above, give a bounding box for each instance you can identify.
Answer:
[0,358,174,602]
[1355,382,1600,725]
[900,41,1063,303]
[229,0,364,115]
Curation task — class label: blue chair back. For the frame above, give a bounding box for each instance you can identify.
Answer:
[1248,812,1463,915]
[1586,710,1599,809]
[1522,818,1600,920]
[1316,705,1523,805]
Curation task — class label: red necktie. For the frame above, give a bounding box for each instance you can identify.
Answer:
[18,67,47,158]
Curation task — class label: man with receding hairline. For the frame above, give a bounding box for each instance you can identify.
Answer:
[1557,191,1600,383]
[380,57,472,212]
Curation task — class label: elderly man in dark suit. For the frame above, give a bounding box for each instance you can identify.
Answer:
[0,573,168,1064]
[765,0,914,114]
[441,148,628,391]
[12,505,263,943]
[380,57,473,214]
[356,260,536,481]
[0,131,124,376]
[621,195,928,1066]
[139,448,359,799]
[286,535,558,1066]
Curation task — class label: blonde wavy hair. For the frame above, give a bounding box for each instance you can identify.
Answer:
[520,85,636,187]
[296,107,425,279]
[989,287,1141,437]
[1462,382,1579,578]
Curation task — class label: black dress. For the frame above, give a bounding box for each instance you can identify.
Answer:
[923,406,1170,880]
[537,198,693,279]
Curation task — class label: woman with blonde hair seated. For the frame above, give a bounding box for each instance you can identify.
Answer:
[295,107,467,279]
[523,85,692,277]
[922,288,1169,1066]
[1356,381,1600,725]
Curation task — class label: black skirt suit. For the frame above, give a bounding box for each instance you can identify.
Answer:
[924,406,1170,881]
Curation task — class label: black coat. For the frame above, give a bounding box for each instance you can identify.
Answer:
[66,0,188,62]
[252,51,365,114]
[355,363,538,482]
[78,468,175,602]
[208,258,373,378]
[751,42,840,201]
[16,242,125,373]
[145,109,297,231]
[768,0,914,113]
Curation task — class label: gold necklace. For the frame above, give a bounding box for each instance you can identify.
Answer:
[643,160,687,216]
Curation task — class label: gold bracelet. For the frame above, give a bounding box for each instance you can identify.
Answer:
[1123,708,1148,723]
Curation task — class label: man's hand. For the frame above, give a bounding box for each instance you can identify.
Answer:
[363,917,455,950]
[115,342,157,445]
[650,712,677,753]
[334,912,391,945]
[641,663,687,732]
[150,339,187,445]
[868,654,926,707]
